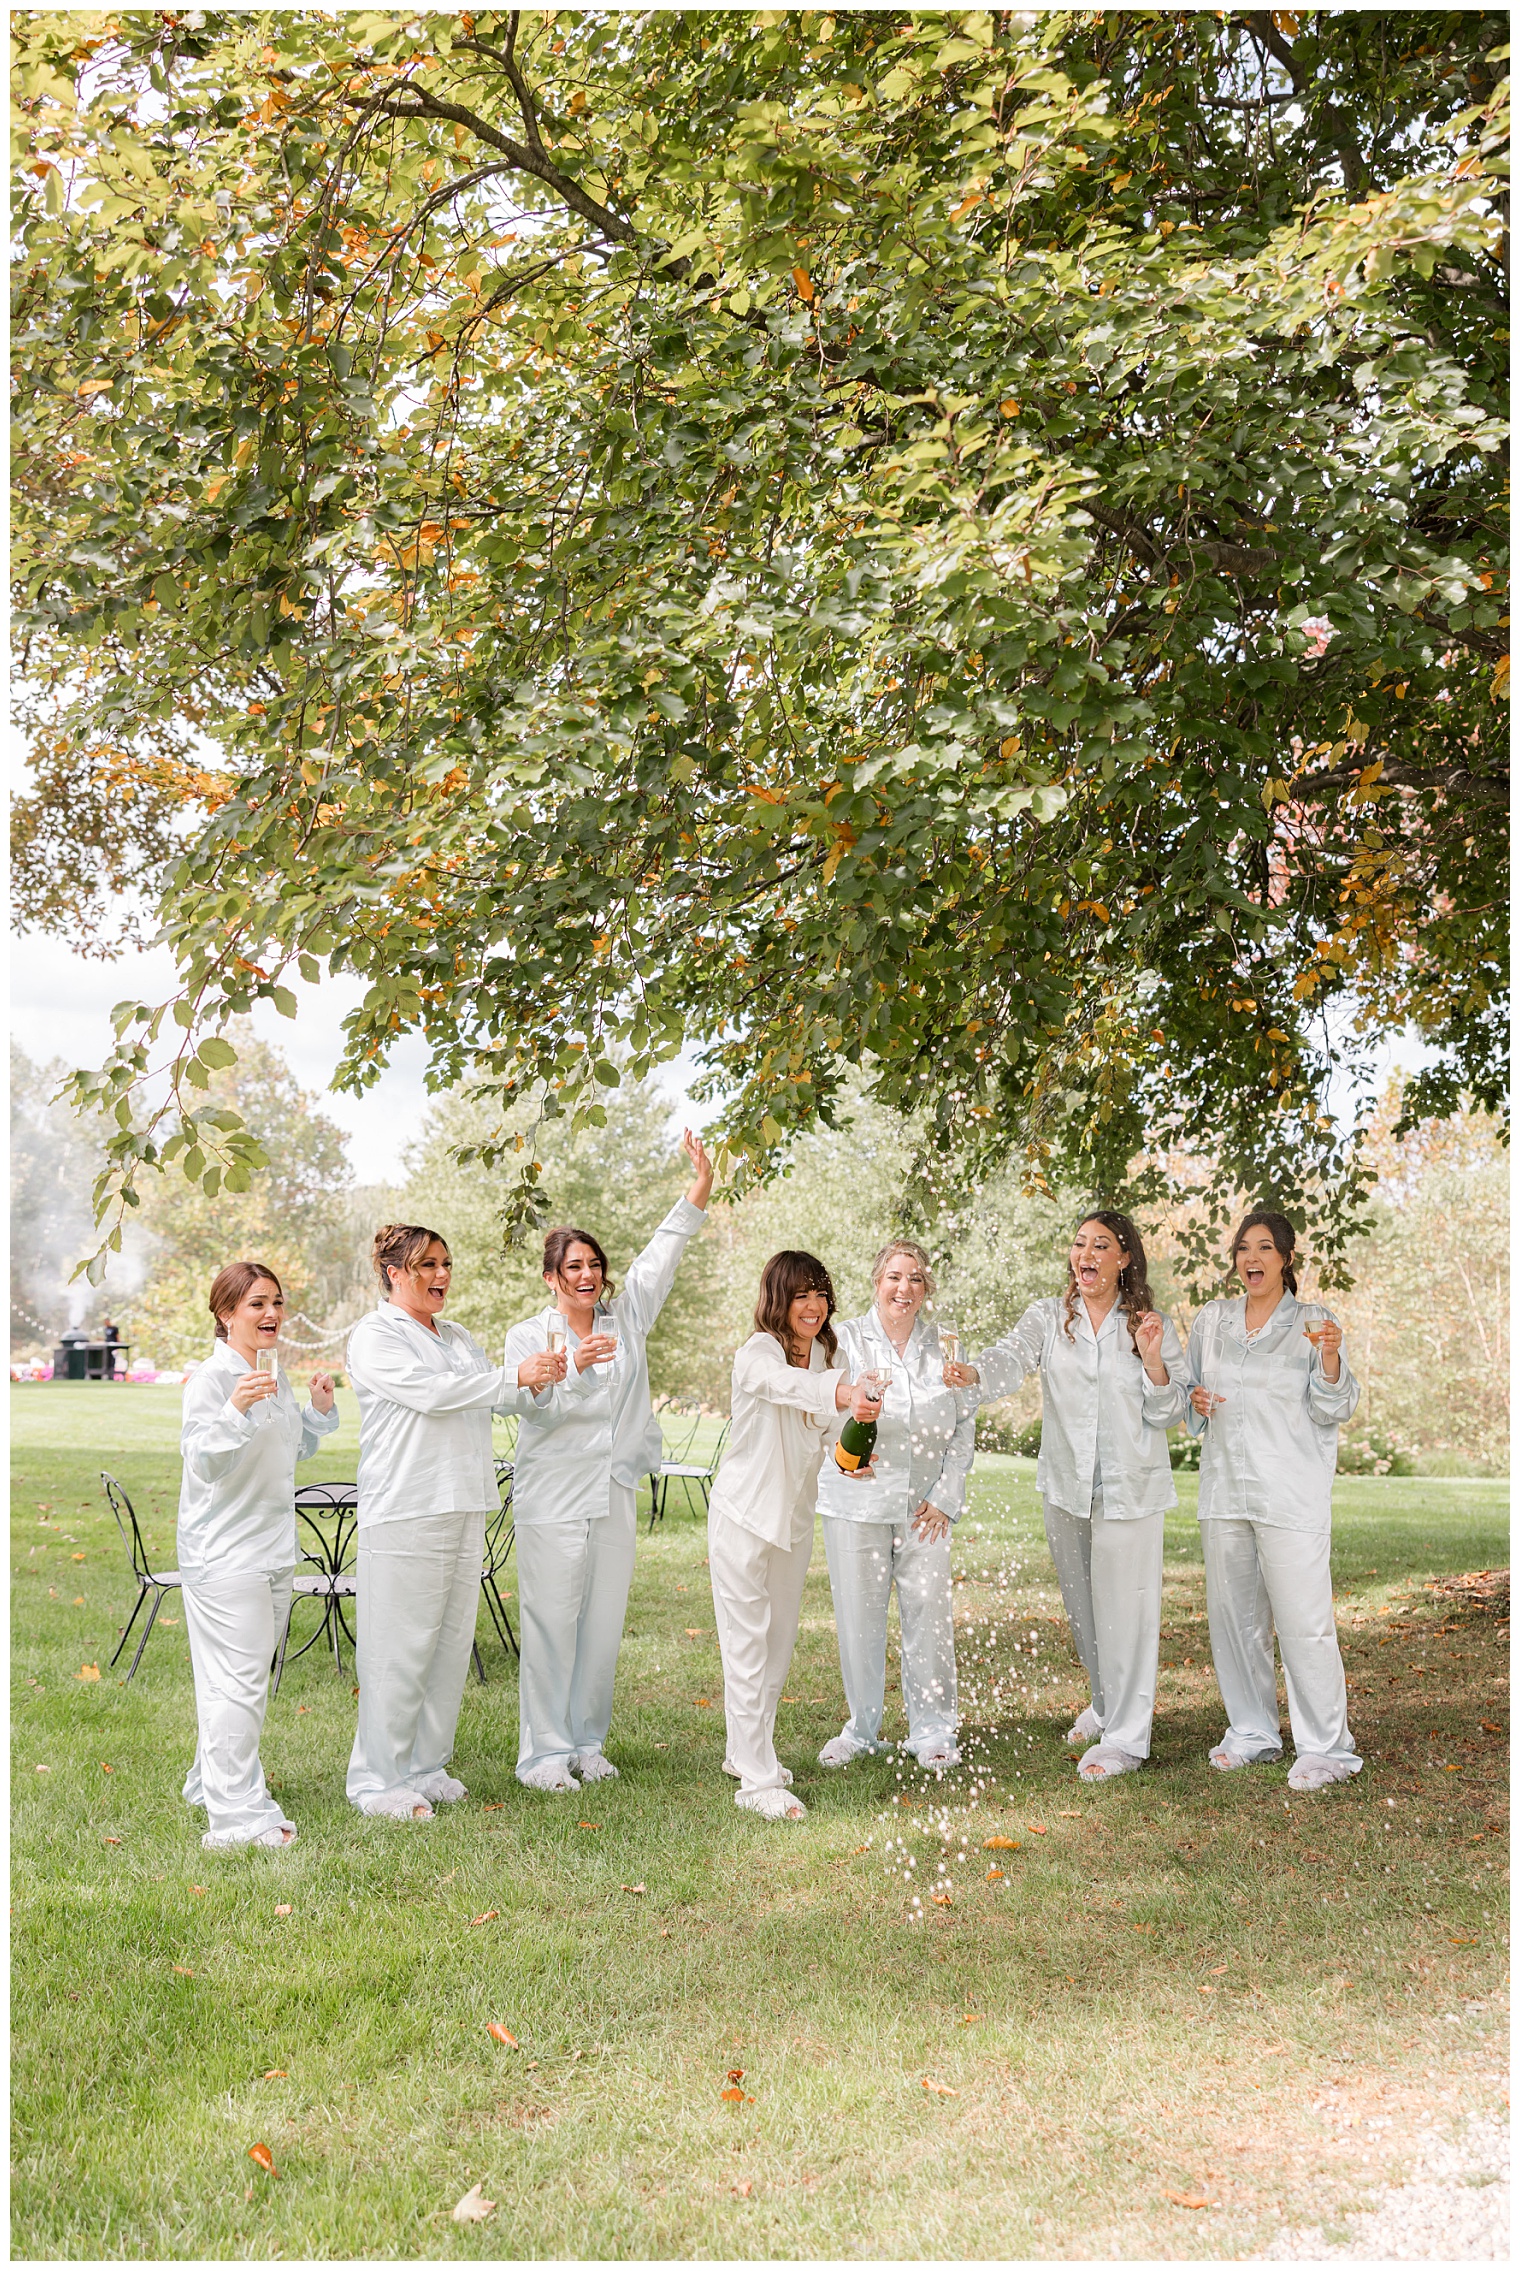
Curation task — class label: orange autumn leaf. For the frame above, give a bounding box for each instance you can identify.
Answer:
[75,1664,101,1682]
[486,2022,518,2045]
[694,1697,712,1708]
[931,1892,953,1907]
[1165,2188,1208,2209]
[274,1903,292,1918]
[172,1964,195,1977]
[452,2182,496,2224]
[248,2143,277,2175]
[578,1821,599,1831]
[1208,1963,1228,1975]
[683,1627,705,1636]
[103,1835,122,1846]
[792,266,814,301]
[466,1909,499,1927]
[620,1882,646,1895]
[960,2012,984,2025]
[1026,1823,1047,1835]
[921,2078,958,2096]
[983,1835,1018,1850]
[262,2069,287,2080]
[986,1867,1004,1881]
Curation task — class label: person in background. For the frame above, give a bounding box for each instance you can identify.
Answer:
[816,1239,974,1774]
[945,1211,1186,1781]
[345,1225,561,1820]
[504,1132,713,1793]
[1182,1210,1362,1792]
[103,1315,122,1380]
[707,1251,879,1822]
[178,1260,338,1849]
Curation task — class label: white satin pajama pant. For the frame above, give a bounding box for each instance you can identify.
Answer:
[821,1516,956,1757]
[1042,1495,1164,1758]
[346,1508,487,1812]
[181,1566,295,1847]
[708,1509,812,1797]
[1202,1518,1360,1769]
[514,1483,638,1779]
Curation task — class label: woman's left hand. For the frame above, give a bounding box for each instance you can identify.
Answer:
[308,1369,335,1414]
[680,1127,715,1209]
[1315,1318,1343,1380]
[912,1502,951,1543]
[1134,1310,1168,1380]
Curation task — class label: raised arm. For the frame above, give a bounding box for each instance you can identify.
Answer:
[958,1301,1049,1405]
[1306,1314,1360,1426]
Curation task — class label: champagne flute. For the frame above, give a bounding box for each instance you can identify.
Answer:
[546,1316,567,1360]
[255,1347,280,1385]
[597,1306,620,1367]
[937,1319,961,1368]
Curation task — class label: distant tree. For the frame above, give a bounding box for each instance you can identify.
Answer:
[10,1043,109,1350]
[121,1023,370,1366]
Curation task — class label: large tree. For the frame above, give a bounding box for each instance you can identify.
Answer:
[11,8,1508,1284]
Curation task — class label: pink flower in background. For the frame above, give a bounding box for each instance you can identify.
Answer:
[1300,617,1333,659]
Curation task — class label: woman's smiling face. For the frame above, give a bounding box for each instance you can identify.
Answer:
[1234,1225,1287,1300]
[787,1288,830,1344]
[875,1254,928,1331]
[1069,1219,1129,1304]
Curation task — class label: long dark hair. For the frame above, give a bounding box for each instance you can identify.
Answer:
[1230,1210,1300,1296]
[542,1226,616,1299]
[1062,1210,1153,1352]
[754,1250,838,1368]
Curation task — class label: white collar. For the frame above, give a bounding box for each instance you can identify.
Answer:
[379,1298,453,1343]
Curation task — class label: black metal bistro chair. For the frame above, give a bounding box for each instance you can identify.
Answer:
[274,1482,359,1692]
[646,1413,729,1534]
[473,1460,518,1682]
[101,1471,182,1683]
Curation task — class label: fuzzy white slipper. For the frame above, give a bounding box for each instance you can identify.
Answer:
[412,1770,469,1805]
[724,1757,792,1785]
[1209,1742,1282,1772]
[358,1788,435,1820]
[818,1735,865,1769]
[575,1750,620,1783]
[1287,1753,1360,1792]
[914,1744,962,1771]
[1077,1742,1145,1781]
[517,1762,581,1794]
[735,1785,807,1822]
[1065,1704,1103,1747]
[203,1821,297,1850]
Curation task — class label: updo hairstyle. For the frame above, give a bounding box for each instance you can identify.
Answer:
[373,1223,450,1294]
[208,1259,284,1341]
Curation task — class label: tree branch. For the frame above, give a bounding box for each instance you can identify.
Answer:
[347,84,637,247]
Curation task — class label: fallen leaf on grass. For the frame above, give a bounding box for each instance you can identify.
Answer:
[960,2012,984,2025]
[481,1800,503,1810]
[620,1881,646,1895]
[100,1762,113,1773]
[721,2086,755,2103]
[921,2078,958,2096]
[72,1596,84,1606]
[932,1892,953,1907]
[103,1835,122,1847]
[1208,1962,1228,1975]
[452,2182,496,2224]
[1480,1721,1501,1734]
[191,1885,206,1897]
[173,1965,195,1977]
[694,1697,712,1709]
[1449,1936,1478,1946]
[983,1835,1018,1850]
[248,2143,277,2176]
[684,1627,705,1637]
[75,1664,100,1682]
[274,1903,292,1918]
[466,1910,499,1927]
[486,2023,518,2046]
[732,2178,753,2196]
[1164,2188,1209,2209]
[1059,1809,1081,1817]
[34,1765,50,1774]
[262,2070,287,2080]
[986,1868,1005,1881]
[578,1820,599,1831]
[1026,1823,1047,1835]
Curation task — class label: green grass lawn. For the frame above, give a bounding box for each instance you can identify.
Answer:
[11,1385,1510,2260]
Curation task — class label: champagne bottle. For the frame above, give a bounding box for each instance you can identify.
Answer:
[834,1378,881,1473]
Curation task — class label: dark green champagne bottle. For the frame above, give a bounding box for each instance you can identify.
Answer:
[834,1402,878,1473]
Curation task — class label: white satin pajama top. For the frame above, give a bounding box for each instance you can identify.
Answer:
[815,1312,976,1527]
[345,1303,541,1528]
[178,1339,340,1580]
[504,1197,707,1529]
[709,1332,845,1550]
[1181,1293,1360,1531]
[971,1295,1187,1520]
